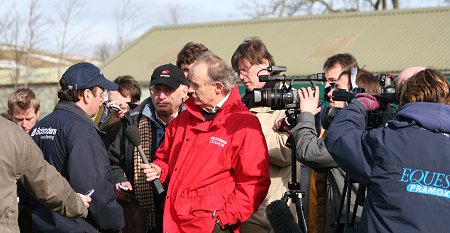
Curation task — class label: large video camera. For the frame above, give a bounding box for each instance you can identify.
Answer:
[253,66,326,110]
[252,66,326,126]
[321,74,397,130]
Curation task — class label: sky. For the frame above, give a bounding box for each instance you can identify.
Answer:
[1,0,246,57]
[1,0,448,58]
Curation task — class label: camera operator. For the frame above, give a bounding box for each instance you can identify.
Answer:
[324,68,450,233]
[231,37,296,233]
[311,54,359,233]
[272,54,358,233]
[289,68,380,233]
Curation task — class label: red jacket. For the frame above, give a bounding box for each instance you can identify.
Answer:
[154,86,270,233]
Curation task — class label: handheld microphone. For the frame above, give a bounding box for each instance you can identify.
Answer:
[266,200,302,233]
[125,126,165,195]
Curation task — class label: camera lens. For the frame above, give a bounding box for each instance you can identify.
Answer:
[253,88,299,110]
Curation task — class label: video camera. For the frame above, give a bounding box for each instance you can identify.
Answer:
[321,73,397,130]
[253,65,326,110]
[252,66,326,126]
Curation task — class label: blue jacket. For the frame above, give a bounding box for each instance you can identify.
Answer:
[325,100,450,233]
[29,101,124,233]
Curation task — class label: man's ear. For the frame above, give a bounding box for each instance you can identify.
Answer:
[214,82,224,94]
[82,89,92,104]
[36,109,41,119]
[180,85,188,96]
[262,58,270,67]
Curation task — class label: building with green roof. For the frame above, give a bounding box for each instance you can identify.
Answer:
[101,6,450,89]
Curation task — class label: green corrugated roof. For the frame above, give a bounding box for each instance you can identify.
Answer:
[101,7,450,83]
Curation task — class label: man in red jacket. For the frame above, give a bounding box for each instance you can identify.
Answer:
[142,52,270,233]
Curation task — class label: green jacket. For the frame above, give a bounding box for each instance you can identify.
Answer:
[0,117,87,233]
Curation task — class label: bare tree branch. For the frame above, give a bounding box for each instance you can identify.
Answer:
[115,0,142,51]
[238,0,406,18]
[54,0,83,80]
[23,0,47,86]
[93,0,144,62]
[165,0,185,25]
[94,42,113,62]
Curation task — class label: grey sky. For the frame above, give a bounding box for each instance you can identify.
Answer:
[1,0,447,58]
[1,0,244,57]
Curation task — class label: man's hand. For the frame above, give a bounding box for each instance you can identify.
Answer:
[141,163,162,182]
[77,193,92,208]
[115,181,133,191]
[106,100,129,118]
[273,118,291,134]
[298,87,321,115]
[115,182,133,201]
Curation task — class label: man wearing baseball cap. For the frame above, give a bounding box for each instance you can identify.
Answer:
[109,63,188,233]
[28,62,124,233]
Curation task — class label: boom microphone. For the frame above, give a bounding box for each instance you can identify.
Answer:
[266,200,303,233]
[125,126,165,195]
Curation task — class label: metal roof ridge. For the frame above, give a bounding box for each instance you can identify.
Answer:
[100,6,450,69]
[147,6,450,30]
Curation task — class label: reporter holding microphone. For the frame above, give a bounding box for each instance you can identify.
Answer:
[108,64,189,233]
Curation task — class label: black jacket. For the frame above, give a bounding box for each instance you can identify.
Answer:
[108,97,175,185]
[29,101,124,233]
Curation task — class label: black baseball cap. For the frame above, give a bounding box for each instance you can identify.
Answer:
[150,63,187,89]
[60,62,118,91]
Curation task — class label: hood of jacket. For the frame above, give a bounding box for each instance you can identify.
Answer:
[396,102,450,133]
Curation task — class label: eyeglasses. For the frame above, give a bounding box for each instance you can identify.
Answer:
[236,64,265,75]
[101,91,108,101]
[89,87,106,100]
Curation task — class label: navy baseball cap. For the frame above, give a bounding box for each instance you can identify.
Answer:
[150,63,187,89]
[60,62,118,91]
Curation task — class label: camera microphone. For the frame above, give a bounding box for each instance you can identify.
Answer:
[258,74,285,82]
[267,66,287,73]
[125,126,165,195]
[266,200,303,233]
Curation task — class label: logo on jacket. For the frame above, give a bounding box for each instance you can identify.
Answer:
[399,167,450,199]
[30,127,57,140]
[209,136,227,148]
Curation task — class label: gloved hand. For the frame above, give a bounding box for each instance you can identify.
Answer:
[355,93,380,111]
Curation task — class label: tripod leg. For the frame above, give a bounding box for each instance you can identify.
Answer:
[350,183,366,227]
[292,192,308,233]
[344,177,352,231]
[333,176,349,233]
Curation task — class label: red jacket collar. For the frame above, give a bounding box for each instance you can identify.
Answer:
[185,85,243,122]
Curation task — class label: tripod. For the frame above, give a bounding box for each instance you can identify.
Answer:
[333,174,366,233]
[279,135,309,233]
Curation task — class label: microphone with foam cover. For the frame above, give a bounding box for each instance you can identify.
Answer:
[125,126,165,195]
[266,200,303,233]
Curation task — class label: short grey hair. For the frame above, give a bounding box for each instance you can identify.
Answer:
[193,51,237,93]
